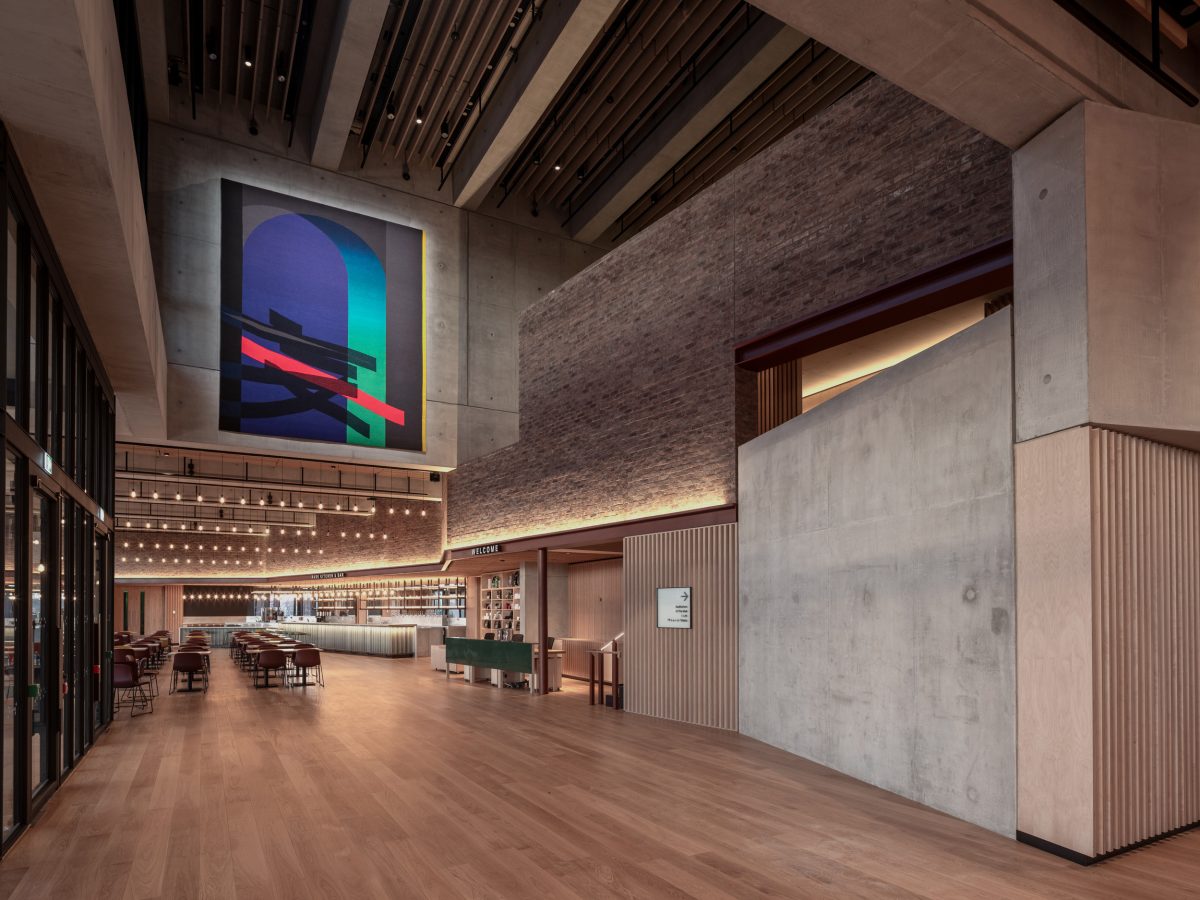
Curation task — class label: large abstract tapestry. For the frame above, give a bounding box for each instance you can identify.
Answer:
[219,180,424,451]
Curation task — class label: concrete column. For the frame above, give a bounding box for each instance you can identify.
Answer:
[1015,101,1200,445]
[1013,101,1200,860]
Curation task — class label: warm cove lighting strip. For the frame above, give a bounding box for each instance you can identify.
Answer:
[447,496,730,550]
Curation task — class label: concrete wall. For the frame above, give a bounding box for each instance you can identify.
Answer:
[146,122,602,469]
[1015,101,1200,447]
[447,77,1012,547]
[738,310,1016,835]
[520,561,568,644]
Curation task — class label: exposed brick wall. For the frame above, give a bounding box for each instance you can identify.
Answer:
[448,77,1013,546]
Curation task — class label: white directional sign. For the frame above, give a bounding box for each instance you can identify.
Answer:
[656,587,692,629]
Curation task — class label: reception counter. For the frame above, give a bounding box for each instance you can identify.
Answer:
[180,623,417,657]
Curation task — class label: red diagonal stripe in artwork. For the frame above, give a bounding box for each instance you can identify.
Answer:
[241,336,406,427]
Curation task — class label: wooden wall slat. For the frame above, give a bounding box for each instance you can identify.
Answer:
[1092,428,1200,855]
[566,559,623,643]
[623,523,737,730]
[757,359,803,434]
[562,559,624,679]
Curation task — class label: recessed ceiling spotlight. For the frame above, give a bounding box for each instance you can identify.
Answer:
[554,161,562,172]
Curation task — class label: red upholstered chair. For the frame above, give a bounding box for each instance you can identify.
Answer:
[255,649,286,689]
[290,648,323,687]
[113,661,153,716]
[119,647,159,697]
[171,651,208,693]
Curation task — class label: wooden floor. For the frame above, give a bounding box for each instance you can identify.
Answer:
[2,654,1198,900]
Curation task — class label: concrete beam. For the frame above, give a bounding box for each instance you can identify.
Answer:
[567,16,806,245]
[0,0,167,438]
[310,0,391,170]
[135,0,170,120]
[452,0,621,210]
[749,0,1200,149]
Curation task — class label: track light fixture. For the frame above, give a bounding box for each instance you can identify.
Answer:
[415,105,424,125]
[531,199,539,218]
[440,119,450,139]
[248,117,259,137]
[243,45,254,67]
[554,160,562,172]
[206,32,218,61]
[402,161,411,181]
[386,94,396,120]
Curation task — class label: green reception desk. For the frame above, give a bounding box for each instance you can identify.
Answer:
[444,638,562,691]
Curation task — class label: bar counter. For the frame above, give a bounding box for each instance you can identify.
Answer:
[180,622,416,657]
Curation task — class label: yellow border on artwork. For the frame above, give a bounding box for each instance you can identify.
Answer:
[421,229,427,453]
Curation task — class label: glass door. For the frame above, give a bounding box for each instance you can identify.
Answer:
[30,488,57,804]
[2,451,17,843]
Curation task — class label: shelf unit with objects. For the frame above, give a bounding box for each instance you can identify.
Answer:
[480,569,521,637]
[361,578,467,617]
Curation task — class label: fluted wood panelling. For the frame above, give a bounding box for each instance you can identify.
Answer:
[1017,426,1200,858]
[561,559,624,679]
[567,560,624,640]
[559,639,603,680]
[623,524,738,730]
[115,585,185,637]
[757,360,804,434]
[1091,428,1200,855]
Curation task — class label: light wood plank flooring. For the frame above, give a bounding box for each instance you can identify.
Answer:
[1,653,1197,899]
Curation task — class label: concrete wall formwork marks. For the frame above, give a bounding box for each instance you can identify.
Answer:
[738,310,1016,836]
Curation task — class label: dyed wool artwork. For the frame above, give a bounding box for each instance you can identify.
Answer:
[219,181,424,450]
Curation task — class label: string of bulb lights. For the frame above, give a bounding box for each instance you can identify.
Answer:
[182,577,465,603]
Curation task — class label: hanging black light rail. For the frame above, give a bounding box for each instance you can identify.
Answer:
[361,0,423,166]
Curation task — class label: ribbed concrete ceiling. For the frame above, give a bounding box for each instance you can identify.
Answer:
[150,0,868,242]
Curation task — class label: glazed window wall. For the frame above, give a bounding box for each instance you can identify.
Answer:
[0,123,116,856]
